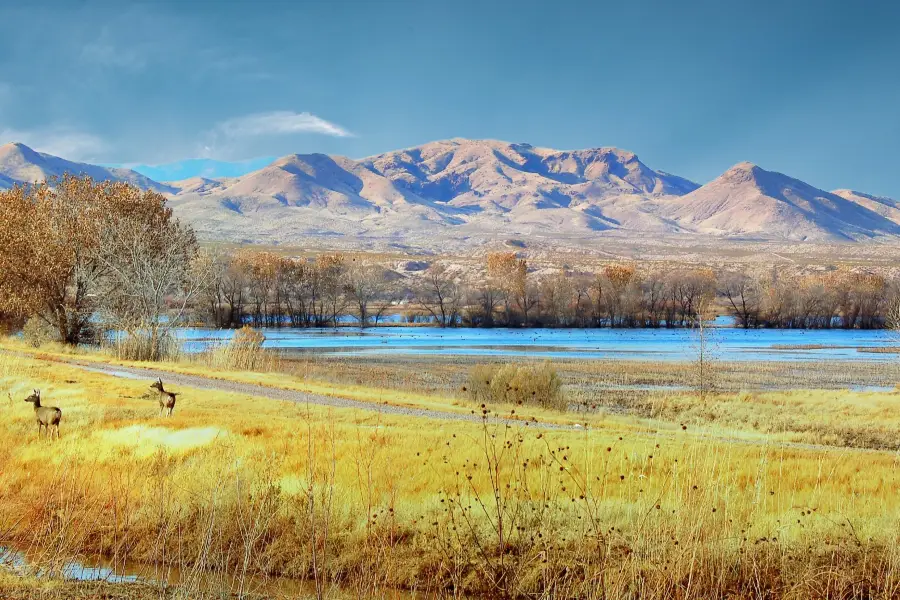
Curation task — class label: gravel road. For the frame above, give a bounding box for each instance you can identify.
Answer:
[10,351,889,454]
[68,359,571,430]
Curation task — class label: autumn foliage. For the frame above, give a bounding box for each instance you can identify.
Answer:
[0,175,197,351]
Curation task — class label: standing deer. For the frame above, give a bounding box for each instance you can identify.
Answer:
[150,377,178,417]
[24,389,61,440]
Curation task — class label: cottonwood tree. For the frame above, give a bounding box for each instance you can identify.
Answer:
[720,271,762,328]
[345,255,393,327]
[602,264,638,327]
[670,269,716,327]
[0,177,108,342]
[0,176,197,354]
[540,269,576,326]
[486,252,522,326]
[96,184,198,359]
[414,262,462,327]
[0,178,139,342]
[506,257,539,326]
[192,249,231,328]
[641,271,668,327]
[314,253,347,327]
[465,278,501,327]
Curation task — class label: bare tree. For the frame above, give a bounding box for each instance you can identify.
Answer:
[317,253,348,327]
[191,249,230,327]
[719,271,762,328]
[486,252,521,326]
[97,188,198,360]
[345,255,388,328]
[414,262,462,327]
[511,259,539,326]
[540,269,576,326]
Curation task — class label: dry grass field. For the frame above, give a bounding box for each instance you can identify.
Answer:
[0,340,898,599]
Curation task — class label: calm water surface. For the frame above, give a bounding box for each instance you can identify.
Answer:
[176,325,898,362]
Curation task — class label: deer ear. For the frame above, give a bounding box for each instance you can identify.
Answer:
[157,377,162,384]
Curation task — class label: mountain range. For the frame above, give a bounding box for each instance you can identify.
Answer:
[0,142,173,194]
[1,138,898,246]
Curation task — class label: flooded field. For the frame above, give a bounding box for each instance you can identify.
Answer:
[176,325,898,362]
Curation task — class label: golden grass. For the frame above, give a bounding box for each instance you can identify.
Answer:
[0,342,898,598]
[632,389,900,450]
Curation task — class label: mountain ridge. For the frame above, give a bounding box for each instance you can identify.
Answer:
[0,142,174,193]
[2,139,897,246]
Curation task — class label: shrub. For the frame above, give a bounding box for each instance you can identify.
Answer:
[21,317,59,347]
[105,329,182,362]
[226,326,267,370]
[466,362,566,410]
[200,326,277,372]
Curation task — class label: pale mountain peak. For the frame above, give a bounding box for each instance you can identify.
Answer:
[0,141,43,161]
[726,161,761,173]
[4,138,899,245]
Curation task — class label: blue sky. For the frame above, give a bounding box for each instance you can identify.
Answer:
[1,0,898,195]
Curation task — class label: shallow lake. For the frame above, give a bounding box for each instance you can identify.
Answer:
[175,325,899,362]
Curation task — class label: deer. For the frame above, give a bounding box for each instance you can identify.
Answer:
[24,389,62,440]
[149,377,178,417]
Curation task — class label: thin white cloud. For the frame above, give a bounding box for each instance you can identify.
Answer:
[216,111,353,139]
[0,127,109,161]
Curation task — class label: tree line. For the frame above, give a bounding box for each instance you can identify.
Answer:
[192,250,899,330]
[2,177,896,349]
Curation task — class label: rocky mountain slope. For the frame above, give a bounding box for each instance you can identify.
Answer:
[166,139,704,243]
[2,138,897,245]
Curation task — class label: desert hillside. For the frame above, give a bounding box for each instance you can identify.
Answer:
[2,139,898,247]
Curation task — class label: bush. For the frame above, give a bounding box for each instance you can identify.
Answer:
[105,329,182,362]
[466,362,566,410]
[200,326,277,372]
[21,317,59,347]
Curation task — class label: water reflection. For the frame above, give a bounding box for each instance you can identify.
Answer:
[173,325,897,362]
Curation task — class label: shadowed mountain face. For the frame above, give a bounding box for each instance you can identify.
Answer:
[664,162,900,241]
[0,142,174,193]
[165,139,703,242]
[831,189,900,225]
[2,139,898,245]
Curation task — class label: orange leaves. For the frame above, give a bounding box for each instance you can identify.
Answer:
[602,264,636,293]
[486,251,527,295]
[0,175,195,343]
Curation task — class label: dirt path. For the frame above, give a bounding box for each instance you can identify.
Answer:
[8,350,889,455]
[67,358,575,430]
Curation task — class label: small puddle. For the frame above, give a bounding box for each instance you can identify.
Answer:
[0,545,432,598]
[849,385,896,392]
[0,547,138,584]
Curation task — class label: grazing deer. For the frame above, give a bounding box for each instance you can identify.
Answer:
[24,389,61,440]
[150,377,178,417]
